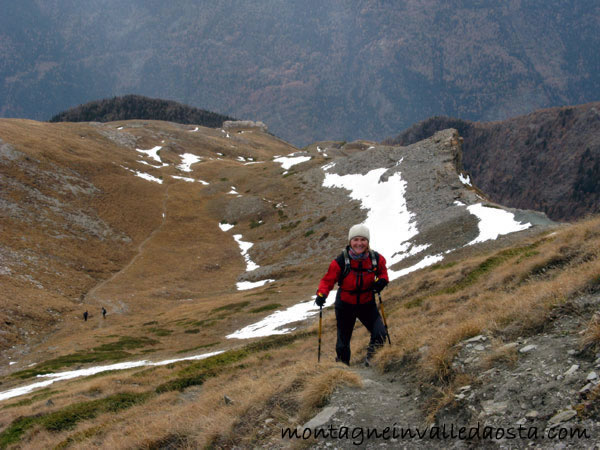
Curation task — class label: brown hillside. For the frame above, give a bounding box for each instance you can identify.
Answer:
[0,119,320,368]
[4,119,600,448]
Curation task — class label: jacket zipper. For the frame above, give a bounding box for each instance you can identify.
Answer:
[356,261,362,304]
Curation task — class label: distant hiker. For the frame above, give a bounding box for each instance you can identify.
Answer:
[315,224,389,366]
[102,306,107,319]
[83,310,88,321]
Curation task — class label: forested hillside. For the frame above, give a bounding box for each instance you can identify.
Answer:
[384,103,600,221]
[49,95,233,128]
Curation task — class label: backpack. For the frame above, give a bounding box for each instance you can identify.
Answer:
[336,248,379,286]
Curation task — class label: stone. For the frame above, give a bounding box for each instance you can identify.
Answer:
[587,371,598,381]
[525,410,539,419]
[481,400,509,415]
[547,409,577,426]
[224,395,234,405]
[302,407,340,429]
[520,345,537,353]
[223,120,268,132]
[465,335,487,343]
[564,364,579,376]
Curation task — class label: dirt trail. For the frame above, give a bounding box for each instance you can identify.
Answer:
[292,292,600,449]
[84,183,172,314]
[301,366,433,449]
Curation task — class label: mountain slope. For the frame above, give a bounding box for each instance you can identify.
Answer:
[1,1,600,145]
[0,118,550,368]
[2,119,599,447]
[384,102,600,221]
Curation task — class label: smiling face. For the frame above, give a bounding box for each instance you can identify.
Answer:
[349,236,369,254]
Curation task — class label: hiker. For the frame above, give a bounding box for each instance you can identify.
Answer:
[102,306,107,319]
[83,310,88,321]
[315,224,389,366]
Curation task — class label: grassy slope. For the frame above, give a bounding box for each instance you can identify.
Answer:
[1,119,599,447]
[0,119,321,368]
[1,213,598,448]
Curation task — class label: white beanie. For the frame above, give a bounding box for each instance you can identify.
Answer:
[348,224,370,242]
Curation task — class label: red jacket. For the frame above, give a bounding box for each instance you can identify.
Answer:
[317,249,388,304]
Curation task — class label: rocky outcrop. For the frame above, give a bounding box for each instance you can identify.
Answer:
[312,129,553,273]
[385,103,600,221]
[223,120,268,132]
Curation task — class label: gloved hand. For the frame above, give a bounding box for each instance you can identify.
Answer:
[315,292,327,307]
[373,277,388,293]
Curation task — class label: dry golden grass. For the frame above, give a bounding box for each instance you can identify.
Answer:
[582,312,600,352]
[2,118,599,448]
[3,216,599,447]
[298,366,362,415]
[376,216,600,383]
[424,373,474,423]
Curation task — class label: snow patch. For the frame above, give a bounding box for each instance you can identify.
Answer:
[236,279,275,291]
[389,253,444,281]
[178,153,202,172]
[233,234,259,271]
[459,173,472,186]
[466,204,531,245]
[274,153,311,173]
[323,165,417,267]
[0,351,223,402]
[227,294,335,339]
[228,187,242,196]
[322,162,336,171]
[171,176,195,183]
[136,146,163,164]
[137,160,163,169]
[121,166,163,184]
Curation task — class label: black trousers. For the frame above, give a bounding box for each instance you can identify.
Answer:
[334,296,386,364]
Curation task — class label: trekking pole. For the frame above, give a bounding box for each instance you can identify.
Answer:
[377,292,392,345]
[317,304,323,362]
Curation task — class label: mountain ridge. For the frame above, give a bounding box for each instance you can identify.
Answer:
[384,102,600,222]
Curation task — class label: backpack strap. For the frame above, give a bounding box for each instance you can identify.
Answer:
[369,249,378,273]
[336,248,351,286]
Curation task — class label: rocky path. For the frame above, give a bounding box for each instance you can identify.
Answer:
[299,366,433,449]
[293,293,600,449]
